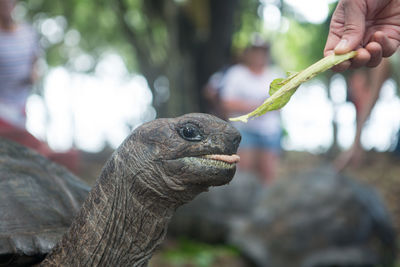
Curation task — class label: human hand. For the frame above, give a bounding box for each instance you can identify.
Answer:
[324,0,400,71]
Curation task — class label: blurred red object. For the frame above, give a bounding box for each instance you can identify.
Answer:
[0,119,79,173]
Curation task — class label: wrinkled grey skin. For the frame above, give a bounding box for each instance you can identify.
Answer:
[231,166,397,267]
[0,113,240,267]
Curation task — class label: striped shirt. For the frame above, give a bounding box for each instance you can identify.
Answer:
[0,24,38,127]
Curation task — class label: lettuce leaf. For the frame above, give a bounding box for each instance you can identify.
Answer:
[230,51,357,122]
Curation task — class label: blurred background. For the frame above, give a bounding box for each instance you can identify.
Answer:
[1,0,400,266]
[8,0,399,154]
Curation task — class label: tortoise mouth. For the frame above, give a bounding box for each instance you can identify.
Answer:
[184,154,240,169]
[201,154,240,164]
[163,154,239,187]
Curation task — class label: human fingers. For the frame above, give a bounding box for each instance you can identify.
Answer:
[365,42,382,67]
[324,5,344,54]
[333,0,367,54]
[372,31,399,57]
[324,15,342,56]
[324,35,340,57]
[330,47,370,71]
[331,59,352,72]
[324,50,346,72]
[350,48,371,69]
[324,1,347,55]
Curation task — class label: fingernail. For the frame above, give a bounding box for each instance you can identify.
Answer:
[334,39,348,52]
[325,50,334,56]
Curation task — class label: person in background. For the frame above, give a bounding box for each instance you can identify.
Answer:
[0,0,79,172]
[347,69,373,130]
[220,41,282,184]
[335,56,397,170]
[324,0,400,71]
[0,0,38,130]
[0,0,45,150]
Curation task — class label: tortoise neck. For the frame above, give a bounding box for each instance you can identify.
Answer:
[41,157,176,267]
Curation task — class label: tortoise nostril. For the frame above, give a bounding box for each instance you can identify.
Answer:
[233,135,241,148]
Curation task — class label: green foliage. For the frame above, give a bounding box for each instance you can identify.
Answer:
[272,19,329,72]
[158,238,240,267]
[22,0,165,70]
[231,0,263,51]
[21,0,264,71]
[20,0,268,116]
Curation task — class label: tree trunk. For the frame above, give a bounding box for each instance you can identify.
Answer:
[115,0,241,118]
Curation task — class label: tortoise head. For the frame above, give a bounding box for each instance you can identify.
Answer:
[115,113,241,203]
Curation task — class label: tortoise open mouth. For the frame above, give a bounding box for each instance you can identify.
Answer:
[186,154,240,169]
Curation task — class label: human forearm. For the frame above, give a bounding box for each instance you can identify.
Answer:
[222,99,260,114]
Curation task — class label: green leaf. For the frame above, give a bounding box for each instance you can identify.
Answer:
[230,51,357,122]
[269,71,299,96]
[269,78,284,96]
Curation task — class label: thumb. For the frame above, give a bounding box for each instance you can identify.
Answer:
[334,1,366,54]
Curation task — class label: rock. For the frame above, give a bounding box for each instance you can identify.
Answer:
[169,170,263,243]
[230,165,397,267]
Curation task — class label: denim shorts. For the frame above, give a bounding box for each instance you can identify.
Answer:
[238,129,282,154]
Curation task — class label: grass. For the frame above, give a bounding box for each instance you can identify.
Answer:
[149,238,243,267]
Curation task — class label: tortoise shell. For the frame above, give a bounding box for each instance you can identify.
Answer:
[0,138,89,266]
[231,166,397,267]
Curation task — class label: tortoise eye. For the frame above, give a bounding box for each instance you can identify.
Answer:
[178,123,202,141]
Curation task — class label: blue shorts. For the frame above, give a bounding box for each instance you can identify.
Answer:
[238,129,282,154]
